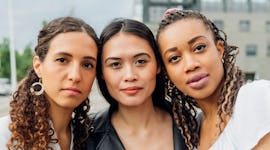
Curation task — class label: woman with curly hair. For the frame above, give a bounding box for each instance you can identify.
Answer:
[0,16,99,150]
[156,9,270,150]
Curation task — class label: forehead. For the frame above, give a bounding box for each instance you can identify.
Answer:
[158,19,213,43]
[102,33,154,57]
[47,32,97,56]
[166,19,209,35]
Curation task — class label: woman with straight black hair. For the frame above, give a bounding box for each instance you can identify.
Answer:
[86,18,187,150]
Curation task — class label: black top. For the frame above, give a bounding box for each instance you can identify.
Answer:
[86,102,188,150]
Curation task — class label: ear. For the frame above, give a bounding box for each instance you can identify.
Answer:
[156,65,161,74]
[216,40,225,60]
[33,56,42,78]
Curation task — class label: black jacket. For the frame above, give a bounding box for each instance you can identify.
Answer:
[86,106,188,150]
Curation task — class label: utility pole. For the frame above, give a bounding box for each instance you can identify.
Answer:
[8,0,17,91]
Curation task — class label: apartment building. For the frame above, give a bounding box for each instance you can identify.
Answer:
[133,0,270,80]
[201,0,270,81]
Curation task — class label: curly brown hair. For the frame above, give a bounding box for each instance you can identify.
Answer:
[7,16,99,150]
[156,9,244,150]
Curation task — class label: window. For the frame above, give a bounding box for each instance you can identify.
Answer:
[245,72,255,82]
[213,20,224,30]
[148,6,167,23]
[246,44,257,56]
[239,20,250,32]
[267,45,270,56]
[266,21,270,32]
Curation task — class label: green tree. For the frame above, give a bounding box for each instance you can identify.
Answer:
[0,38,34,81]
[16,44,34,81]
[0,38,11,79]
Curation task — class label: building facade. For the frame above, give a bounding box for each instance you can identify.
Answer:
[133,0,270,80]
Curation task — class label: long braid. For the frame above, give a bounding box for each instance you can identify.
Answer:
[209,21,245,127]
[157,9,244,149]
[217,30,244,117]
[164,71,199,150]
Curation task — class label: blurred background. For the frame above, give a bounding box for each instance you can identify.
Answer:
[1,0,270,116]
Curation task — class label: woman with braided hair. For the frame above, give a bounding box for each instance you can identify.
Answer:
[156,9,270,150]
[0,16,99,149]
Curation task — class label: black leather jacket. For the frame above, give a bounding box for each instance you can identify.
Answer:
[86,106,188,150]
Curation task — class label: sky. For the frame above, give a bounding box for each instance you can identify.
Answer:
[1,0,268,52]
[0,0,136,52]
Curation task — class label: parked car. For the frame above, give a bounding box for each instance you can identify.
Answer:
[0,78,12,96]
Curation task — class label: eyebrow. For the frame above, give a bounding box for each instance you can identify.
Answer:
[104,57,120,64]
[163,47,177,56]
[134,52,151,58]
[55,51,97,61]
[163,35,207,56]
[104,52,151,63]
[187,35,206,45]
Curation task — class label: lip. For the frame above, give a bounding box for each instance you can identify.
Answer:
[121,86,142,95]
[186,73,209,90]
[62,87,81,96]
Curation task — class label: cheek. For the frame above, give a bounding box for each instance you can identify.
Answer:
[148,65,158,78]
[166,65,185,86]
[85,72,96,88]
[41,68,59,87]
[210,55,224,74]
[215,62,224,79]
[103,71,118,88]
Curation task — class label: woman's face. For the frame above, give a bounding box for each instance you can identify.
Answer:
[33,32,98,111]
[158,19,224,101]
[102,33,159,107]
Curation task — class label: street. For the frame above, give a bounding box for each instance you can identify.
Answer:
[0,95,10,117]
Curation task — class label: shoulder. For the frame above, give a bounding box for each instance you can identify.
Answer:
[0,115,11,148]
[87,107,125,150]
[236,79,270,110]
[86,107,111,147]
[0,115,11,133]
[227,80,270,149]
[235,79,270,115]
[238,79,270,95]
[0,115,10,123]
[89,107,111,134]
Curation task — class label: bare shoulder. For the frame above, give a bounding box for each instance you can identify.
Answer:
[252,132,270,150]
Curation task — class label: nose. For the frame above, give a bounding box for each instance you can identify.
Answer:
[124,65,138,82]
[183,54,200,73]
[68,63,82,82]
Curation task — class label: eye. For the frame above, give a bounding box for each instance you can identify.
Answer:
[135,59,147,66]
[194,44,206,52]
[110,62,121,69]
[168,55,181,63]
[56,58,67,63]
[83,63,94,69]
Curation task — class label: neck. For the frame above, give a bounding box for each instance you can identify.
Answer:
[196,81,224,120]
[112,100,161,130]
[196,84,230,133]
[48,104,73,150]
[198,100,219,120]
[49,105,73,134]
